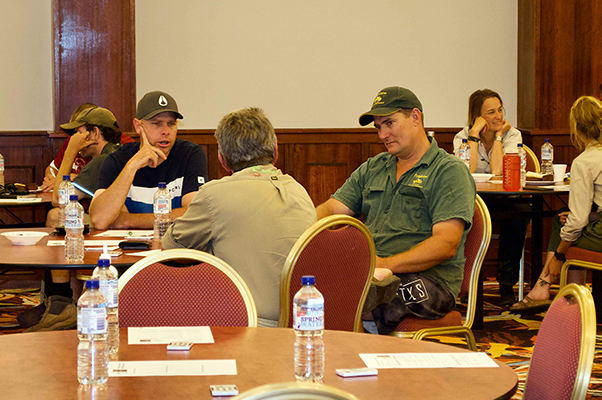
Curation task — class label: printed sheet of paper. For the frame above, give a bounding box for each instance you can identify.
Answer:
[95,230,153,239]
[47,240,123,247]
[128,326,215,344]
[0,198,42,203]
[359,352,499,369]
[109,359,236,377]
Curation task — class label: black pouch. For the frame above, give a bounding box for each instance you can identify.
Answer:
[118,240,152,250]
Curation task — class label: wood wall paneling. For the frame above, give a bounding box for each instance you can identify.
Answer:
[53,0,136,133]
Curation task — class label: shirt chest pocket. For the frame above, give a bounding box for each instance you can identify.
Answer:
[388,185,430,233]
[360,180,386,226]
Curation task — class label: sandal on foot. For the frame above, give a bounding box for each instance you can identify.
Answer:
[362,275,401,314]
[509,296,552,313]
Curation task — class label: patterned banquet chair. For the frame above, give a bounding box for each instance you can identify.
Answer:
[390,194,491,351]
[278,215,375,332]
[118,249,257,327]
[523,283,596,400]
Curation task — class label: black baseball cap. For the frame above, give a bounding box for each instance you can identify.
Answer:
[136,91,184,120]
[358,86,423,126]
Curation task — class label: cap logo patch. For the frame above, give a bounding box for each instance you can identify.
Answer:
[158,95,168,106]
[373,92,386,106]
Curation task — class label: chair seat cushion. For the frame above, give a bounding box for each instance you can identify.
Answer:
[394,310,462,332]
[566,247,602,264]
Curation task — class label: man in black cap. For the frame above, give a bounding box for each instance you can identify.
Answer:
[316,86,476,334]
[90,91,208,230]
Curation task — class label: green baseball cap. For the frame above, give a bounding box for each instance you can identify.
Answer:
[358,86,423,126]
[60,107,119,133]
[136,91,184,120]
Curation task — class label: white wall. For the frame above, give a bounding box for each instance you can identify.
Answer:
[137,0,517,129]
[0,1,53,131]
[0,1,517,131]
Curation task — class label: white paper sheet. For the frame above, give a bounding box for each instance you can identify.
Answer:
[359,352,499,369]
[128,326,215,344]
[109,359,237,377]
[0,197,42,203]
[95,230,153,239]
[47,240,123,247]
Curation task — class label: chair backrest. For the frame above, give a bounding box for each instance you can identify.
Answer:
[523,144,541,173]
[278,215,375,332]
[523,283,596,400]
[232,381,360,400]
[459,194,492,328]
[118,249,257,327]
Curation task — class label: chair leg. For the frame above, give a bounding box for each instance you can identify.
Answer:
[465,330,477,352]
[518,245,525,301]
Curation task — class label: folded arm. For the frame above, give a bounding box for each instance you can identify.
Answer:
[316,198,354,220]
[376,218,466,274]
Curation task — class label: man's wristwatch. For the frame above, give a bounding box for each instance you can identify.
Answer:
[494,136,503,142]
[467,136,481,143]
[554,251,566,261]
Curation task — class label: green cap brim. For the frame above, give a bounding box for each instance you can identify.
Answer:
[59,121,85,135]
[358,108,402,126]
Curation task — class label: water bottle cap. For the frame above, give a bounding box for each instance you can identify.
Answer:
[517,143,523,147]
[97,258,110,267]
[462,138,467,143]
[158,182,166,189]
[301,275,315,285]
[69,194,78,201]
[63,175,70,180]
[85,279,100,289]
[545,138,550,143]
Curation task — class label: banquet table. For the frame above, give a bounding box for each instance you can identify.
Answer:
[474,180,569,328]
[0,226,161,270]
[1,327,518,399]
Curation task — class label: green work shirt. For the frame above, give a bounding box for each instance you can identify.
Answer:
[333,138,476,298]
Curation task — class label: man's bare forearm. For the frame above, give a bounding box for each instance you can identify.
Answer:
[109,205,190,229]
[376,219,465,274]
[90,164,139,229]
[52,147,79,207]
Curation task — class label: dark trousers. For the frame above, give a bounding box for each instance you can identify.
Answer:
[371,273,456,335]
[497,219,528,287]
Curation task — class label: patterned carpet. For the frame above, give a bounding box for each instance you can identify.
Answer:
[1,277,600,398]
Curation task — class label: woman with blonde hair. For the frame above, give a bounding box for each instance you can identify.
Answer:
[512,95,602,311]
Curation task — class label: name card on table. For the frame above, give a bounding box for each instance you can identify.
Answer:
[128,326,215,344]
[359,352,499,369]
[109,359,237,377]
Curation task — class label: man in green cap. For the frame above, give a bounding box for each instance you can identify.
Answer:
[316,86,476,334]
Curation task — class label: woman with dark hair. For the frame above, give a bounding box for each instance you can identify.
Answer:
[454,89,526,306]
[513,95,602,311]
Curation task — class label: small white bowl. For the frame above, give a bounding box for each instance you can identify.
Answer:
[1,231,49,246]
[471,173,495,183]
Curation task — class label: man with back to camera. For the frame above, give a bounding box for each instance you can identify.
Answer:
[162,107,317,327]
[90,91,208,230]
[316,86,476,334]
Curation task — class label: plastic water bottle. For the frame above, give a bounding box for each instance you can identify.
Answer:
[541,139,554,174]
[77,279,108,385]
[517,144,527,187]
[153,182,172,241]
[65,194,84,262]
[0,152,4,187]
[293,275,325,382]
[58,175,73,226]
[458,138,471,169]
[92,258,119,354]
